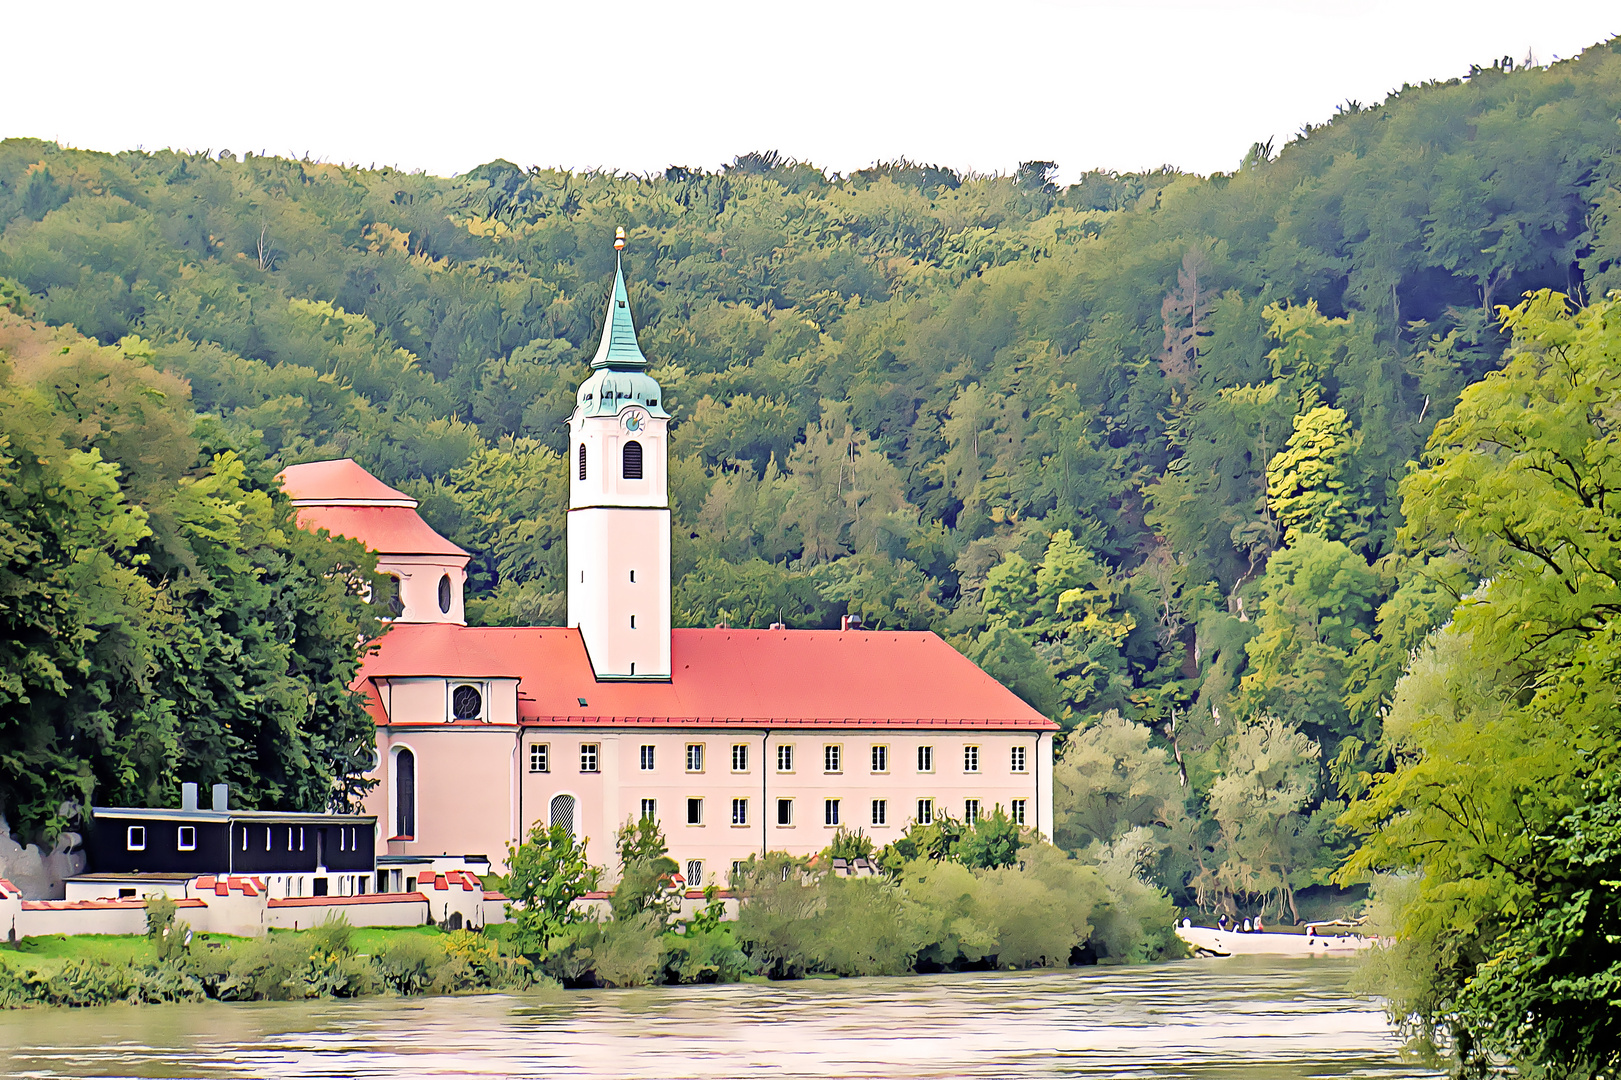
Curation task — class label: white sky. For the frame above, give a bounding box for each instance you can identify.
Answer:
[9,1,1617,182]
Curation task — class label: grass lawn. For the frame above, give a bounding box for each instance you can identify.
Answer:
[1,925,456,975]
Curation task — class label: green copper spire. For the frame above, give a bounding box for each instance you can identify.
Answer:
[575,231,668,420]
[590,249,649,370]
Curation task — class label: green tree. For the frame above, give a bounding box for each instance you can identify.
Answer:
[504,822,596,956]
[1342,292,1621,1075]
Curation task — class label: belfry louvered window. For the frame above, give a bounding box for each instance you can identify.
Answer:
[578,443,587,480]
[623,440,643,479]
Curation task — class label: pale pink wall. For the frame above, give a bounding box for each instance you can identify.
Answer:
[379,554,468,625]
[518,728,1047,887]
[365,728,520,866]
[367,725,1049,882]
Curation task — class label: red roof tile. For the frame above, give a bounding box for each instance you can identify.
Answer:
[296,505,467,559]
[277,459,416,505]
[359,624,1055,730]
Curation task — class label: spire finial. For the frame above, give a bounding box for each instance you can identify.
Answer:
[614,226,626,251]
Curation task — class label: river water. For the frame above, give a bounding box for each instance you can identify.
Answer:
[0,956,1434,1079]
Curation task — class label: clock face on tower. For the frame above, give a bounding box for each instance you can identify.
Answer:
[621,408,648,433]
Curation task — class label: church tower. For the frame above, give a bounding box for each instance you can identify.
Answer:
[566,231,671,679]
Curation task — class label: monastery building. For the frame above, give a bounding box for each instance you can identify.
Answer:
[277,239,1057,888]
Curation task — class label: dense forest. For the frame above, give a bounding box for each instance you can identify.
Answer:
[6,35,1621,1074]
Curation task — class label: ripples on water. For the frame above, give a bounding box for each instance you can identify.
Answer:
[0,956,1436,1080]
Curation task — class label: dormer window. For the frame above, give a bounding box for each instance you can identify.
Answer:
[451,683,483,721]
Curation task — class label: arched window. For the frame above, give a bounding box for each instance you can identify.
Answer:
[376,574,404,618]
[578,443,587,480]
[550,793,576,837]
[437,574,452,614]
[394,748,416,839]
[622,440,643,480]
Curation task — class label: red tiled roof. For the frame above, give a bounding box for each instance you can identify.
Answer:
[359,624,1055,730]
[277,459,415,505]
[22,897,203,909]
[194,875,268,897]
[295,505,467,559]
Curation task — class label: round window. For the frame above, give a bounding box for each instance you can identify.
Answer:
[438,574,453,614]
[451,684,483,721]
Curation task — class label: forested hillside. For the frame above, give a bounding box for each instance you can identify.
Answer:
[5,39,1621,1044]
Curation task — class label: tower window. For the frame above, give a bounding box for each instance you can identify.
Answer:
[578,443,587,480]
[438,574,453,614]
[623,440,643,479]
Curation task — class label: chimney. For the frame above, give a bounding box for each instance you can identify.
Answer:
[211,783,229,812]
[181,782,198,812]
[769,622,785,630]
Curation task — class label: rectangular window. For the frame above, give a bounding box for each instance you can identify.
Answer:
[732,744,749,772]
[732,798,748,826]
[776,744,794,772]
[639,744,656,771]
[630,614,636,629]
[1011,745,1027,773]
[964,745,980,773]
[917,798,934,826]
[686,744,704,772]
[871,799,887,826]
[1012,799,1027,827]
[777,798,793,825]
[965,798,981,824]
[685,859,703,887]
[825,798,841,826]
[127,825,146,851]
[871,745,888,773]
[177,825,196,851]
[918,745,934,772]
[687,797,703,825]
[824,744,842,773]
[580,743,600,772]
[640,798,657,820]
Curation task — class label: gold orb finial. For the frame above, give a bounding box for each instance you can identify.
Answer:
[614,226,626,251]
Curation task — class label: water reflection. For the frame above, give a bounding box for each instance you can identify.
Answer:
[0,956,1435,1079]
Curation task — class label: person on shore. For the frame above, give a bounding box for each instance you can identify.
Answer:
[1243,918,1252,933]
[1254,915,1264,933]
[1218,914,1229,931]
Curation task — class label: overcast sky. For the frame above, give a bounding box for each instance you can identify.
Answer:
[10,1,1617,182]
